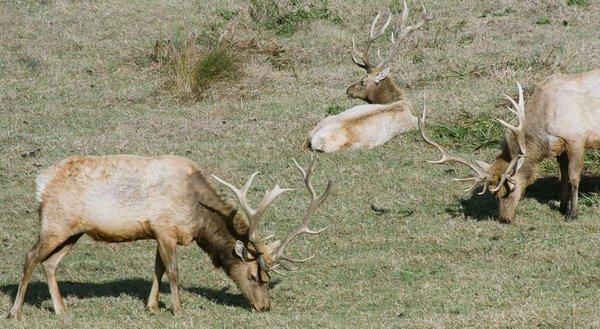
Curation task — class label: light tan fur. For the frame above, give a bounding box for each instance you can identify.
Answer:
[8,155,278,320]
[421,70,600,223]
[306,96,417,152]
[490,69,600,222]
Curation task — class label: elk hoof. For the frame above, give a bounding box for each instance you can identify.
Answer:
[497,216,513,224]
[565,212,579,221]
[7,311,23,321]
[147,304,160,315]
[559,202,569,215]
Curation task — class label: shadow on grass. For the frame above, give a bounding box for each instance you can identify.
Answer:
[449,173,600,221]
[524,173,600,207]
[0,278,262,310]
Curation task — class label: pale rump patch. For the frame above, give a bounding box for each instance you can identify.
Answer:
[35,166,59,202]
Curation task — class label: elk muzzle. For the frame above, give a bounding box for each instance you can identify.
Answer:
[346,83,367,101]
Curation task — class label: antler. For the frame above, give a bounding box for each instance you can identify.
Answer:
[211,172,292,247]
[352,11,392,72]
[418,107,492,195]
[377,2,433,68]
[271,158,332,270]
[351,2,433,72]
[489,81,527,192]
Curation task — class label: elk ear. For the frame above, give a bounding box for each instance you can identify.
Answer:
[265,240,281,256]
[373,67,390,83]
[234,240,246,260]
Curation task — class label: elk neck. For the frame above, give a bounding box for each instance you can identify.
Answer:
[192,180,249,270]
[490,134,547,187]
[371,77,405,104]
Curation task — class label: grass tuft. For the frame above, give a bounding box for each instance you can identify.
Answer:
[326,105,344,116]
[193,48,238,92]
[536,17,551,25]
[567,0,589,7]
[152,33,240,99]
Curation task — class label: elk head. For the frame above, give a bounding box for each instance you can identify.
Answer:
[346,2,433,104]
[418,82,527,223]
[211,158,332,311]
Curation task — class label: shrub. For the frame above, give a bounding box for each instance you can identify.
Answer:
[153,33,240,100]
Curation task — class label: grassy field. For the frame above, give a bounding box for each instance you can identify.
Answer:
[1,0,599,327]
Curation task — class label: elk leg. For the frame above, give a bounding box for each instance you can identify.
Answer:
[147,247,165,314]
[557,153,570,214]
[42,233,83,315]
[8,233,71,320]
[566,145,584,221]
[156,236,182,315]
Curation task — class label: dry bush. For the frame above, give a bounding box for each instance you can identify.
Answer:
[151,19,293,101]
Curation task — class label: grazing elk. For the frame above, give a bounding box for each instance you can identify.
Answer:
[8,155,331,320]
[306,2,433,152]
[419,70,600,223]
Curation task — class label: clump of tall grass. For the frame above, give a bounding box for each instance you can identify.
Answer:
[152,32,239,100]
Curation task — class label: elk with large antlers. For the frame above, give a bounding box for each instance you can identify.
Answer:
[306,2,433,152]
[8,155,331,320]
[419,70,600,223]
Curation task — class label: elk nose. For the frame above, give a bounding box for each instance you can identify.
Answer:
[252,303,270,312]
[346,88,353,99]
[303,138,312,150]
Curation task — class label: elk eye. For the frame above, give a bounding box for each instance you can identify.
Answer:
[249,273,258,282]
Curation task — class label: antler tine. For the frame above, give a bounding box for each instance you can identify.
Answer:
[452,177,489,195]
[272,158,331,267]
[499,81,527,169]
[211,172,258,218]
[488,81,528,191]
[352,38,368,69]
[377,1,433,68]
[352,11,393,71]
[211,172,291,243]
[418,106,491,193]
[489,155,521,193]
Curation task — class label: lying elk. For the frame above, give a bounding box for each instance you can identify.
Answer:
[8,155,331,319]
[306,1,433,152]
[419,70,600,222]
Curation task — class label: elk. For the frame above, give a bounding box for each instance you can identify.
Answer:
[419,69,600,223]
[306,2,433,152]
[8,155,331,320]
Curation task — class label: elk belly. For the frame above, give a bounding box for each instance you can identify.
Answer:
[307,104,417,152]
[80,181,160,242]
[347,109,417,149]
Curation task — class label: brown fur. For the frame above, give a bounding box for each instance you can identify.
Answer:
[346,68,406,104]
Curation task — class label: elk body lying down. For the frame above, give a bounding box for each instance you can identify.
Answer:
[419,69,600,223]
[8,155,331,320]
[306,100,417,152]
[306,2,433,152]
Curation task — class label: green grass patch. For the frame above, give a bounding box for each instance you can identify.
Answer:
[536,17,551,25]
[326,105,344,116]
[193,48,237,91]
[567,0,589,7]
[153,32,240,100]
[428,110,504,150]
